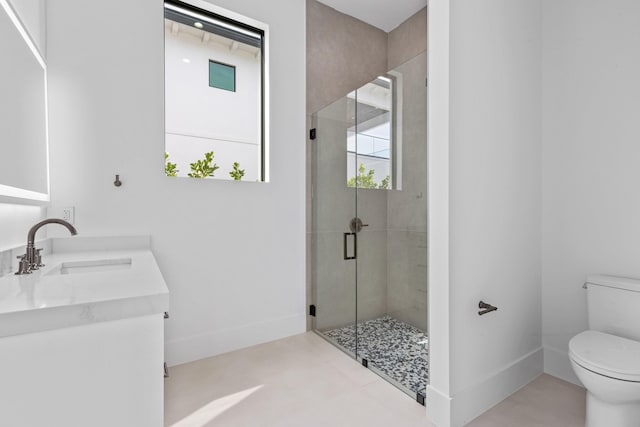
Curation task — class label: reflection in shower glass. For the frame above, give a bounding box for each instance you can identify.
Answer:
[346,76,393,190]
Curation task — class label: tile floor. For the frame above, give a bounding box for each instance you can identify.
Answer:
[322,316,428,396]
[467,374,585,427]
[165,332,586,427]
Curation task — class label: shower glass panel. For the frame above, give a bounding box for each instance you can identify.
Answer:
[312,94,358,359]
[356,52,428,399]
[312,51,428,402]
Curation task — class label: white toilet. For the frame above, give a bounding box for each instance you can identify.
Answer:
[569,275,640,427]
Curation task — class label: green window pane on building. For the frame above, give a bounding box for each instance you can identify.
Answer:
[209,61,236,92]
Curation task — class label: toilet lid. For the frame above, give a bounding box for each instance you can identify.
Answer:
[569,331,640,382]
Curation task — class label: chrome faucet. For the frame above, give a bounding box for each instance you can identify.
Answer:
[15,218,78,275]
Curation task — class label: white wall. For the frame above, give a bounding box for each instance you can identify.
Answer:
[0,0,46,254]
[431,1,640,423]
[46,0,306,366]
[429,1,543,425]
[0,204,45,251]
[542,0,640,385]
[7,0,45,55]
[426,0,452,423]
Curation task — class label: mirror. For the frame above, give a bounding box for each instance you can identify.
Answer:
[0,0,49,204]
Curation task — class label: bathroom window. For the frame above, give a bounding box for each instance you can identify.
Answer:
[209,60,235,92]
[347,76,396,190]
[164,0,268,182]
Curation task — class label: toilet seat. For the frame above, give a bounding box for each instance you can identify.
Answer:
[570,330,640,382]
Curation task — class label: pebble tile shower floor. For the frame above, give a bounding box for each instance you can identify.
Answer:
[321,316,428,396]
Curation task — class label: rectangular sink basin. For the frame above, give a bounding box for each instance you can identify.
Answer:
[49,258,132,275]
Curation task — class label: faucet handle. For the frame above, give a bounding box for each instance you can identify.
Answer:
[35,248,44,268]
[14,255,32,275]
[29,248,43,270]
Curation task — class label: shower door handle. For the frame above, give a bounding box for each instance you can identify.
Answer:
[344,232,357,260]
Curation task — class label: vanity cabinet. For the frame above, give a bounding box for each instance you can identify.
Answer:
[0,237,169,427]
[0,314,164,427]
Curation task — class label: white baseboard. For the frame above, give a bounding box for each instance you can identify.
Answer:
[427,385,452,427]
[543,346,582,386]
[165,313,306,367]
[450,347,544,427]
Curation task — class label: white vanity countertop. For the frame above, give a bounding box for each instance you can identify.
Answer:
[0,236,169,338]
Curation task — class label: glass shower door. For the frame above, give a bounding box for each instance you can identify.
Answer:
[312,51,428,403]
[311,95,358,359]
[351,75,409,394]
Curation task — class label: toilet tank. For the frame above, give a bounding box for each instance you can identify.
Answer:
[586,274,640,341]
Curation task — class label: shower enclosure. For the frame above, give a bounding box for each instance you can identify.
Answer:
[311,51,428,402]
